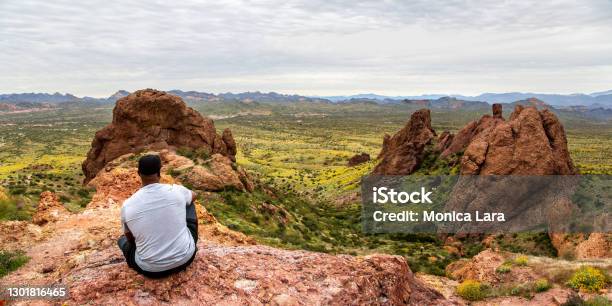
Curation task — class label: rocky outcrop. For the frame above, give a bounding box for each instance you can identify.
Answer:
[492,103,503,119]
[32,191,69,225]
[460,105,576,175]
[439,105,505,159]
[347,153,371,166]
[574,233,612,259]
[434,131,453,153]
[222,129,237,157]
[442,105,582,237]
[179,154,254,192]
[82,89,237,183]
[63,243,449,305]
[373,109,436,175]
[372,105,609,258]
[445,250,539,286]
[550,232,612,259]
[87,150,254,195]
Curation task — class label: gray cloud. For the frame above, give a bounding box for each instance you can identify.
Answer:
[1,0,611,96]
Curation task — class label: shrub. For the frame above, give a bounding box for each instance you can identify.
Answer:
[0,198,31,221]
[561,295,585,306]
[0,250,30,277]
[509,284,531,298]
[535,278,552,292]
[584,296,611,306]
[566,266,608,292]
[456,280,487,301]
[496,263,512,274]
[562,295,612,306]
[514,255,529,266]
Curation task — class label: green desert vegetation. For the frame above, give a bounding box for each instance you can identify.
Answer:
[201,187,468,275]
[0,249,29,277]
[456,279,488,301]
[0,101,610,278]
[566,266,609,293]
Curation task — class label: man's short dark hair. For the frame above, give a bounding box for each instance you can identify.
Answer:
[138,155,162,176]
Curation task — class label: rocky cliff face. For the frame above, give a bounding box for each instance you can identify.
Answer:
[373,109,436,175]
[375,103,575,176]
[82,89,237,183]
[460,105,576,175]
[439,104,505,159]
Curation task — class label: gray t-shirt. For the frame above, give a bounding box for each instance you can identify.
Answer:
[121,183,196,272]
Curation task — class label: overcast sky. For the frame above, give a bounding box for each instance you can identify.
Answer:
[1,0,611,97]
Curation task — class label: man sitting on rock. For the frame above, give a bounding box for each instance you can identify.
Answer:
[117,155,198,278]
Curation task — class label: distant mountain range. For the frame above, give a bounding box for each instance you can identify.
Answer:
[1,90,611,120]
[0,90,331,105]
[321,91,612,107]
[1,89,612,108]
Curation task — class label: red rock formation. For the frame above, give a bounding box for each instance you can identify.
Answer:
[221,129,237,159]
[461,105,576,175]
[63,243,449,305]
[441,105,581,236]
[373,104,607,258]
[372,109,436,175]
[492,103,503,119]
[82,89,236,183]
[32,191,68,225]
[347,152,371,166]
[446,250,540,286]
[574,233,612,259]
[439,104,505,159]
[434,131,454,153]
[180,154,251,192]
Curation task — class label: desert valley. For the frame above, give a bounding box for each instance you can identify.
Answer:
[0,89,610,305]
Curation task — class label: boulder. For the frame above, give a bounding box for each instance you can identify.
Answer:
[347,153,371,166]
[550,232,612,260]
[179,154,251,192]
[574,233,612,259]
[82,89,237,183]
[445,249,505,284]
[64,243,450,305]
[32,191,69,225]
[372,109,436,175]
[446,249,539,286]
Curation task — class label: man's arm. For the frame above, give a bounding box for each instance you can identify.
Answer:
[121,207,135,244]
[190,191,197,205]
[125,228,136,244]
